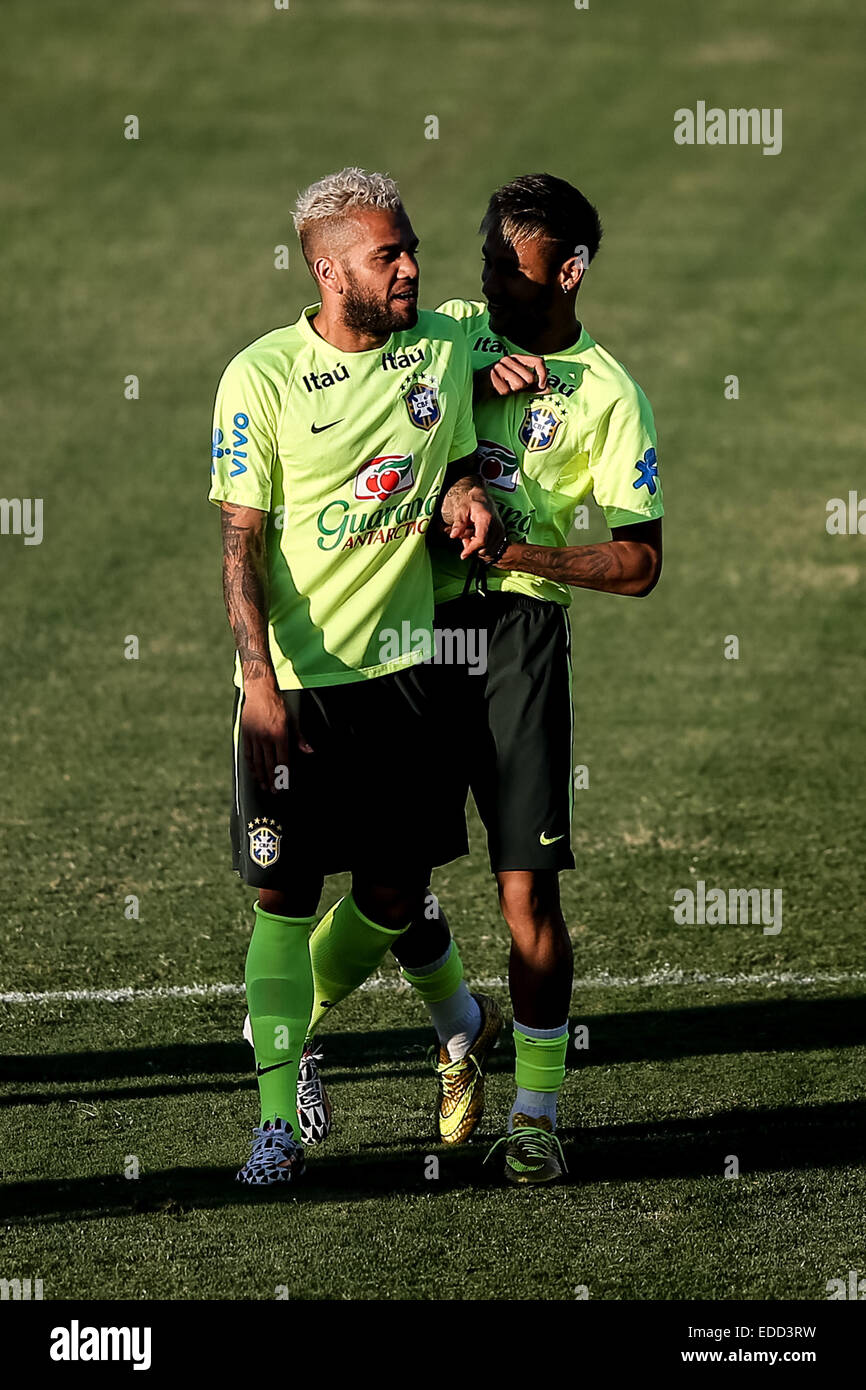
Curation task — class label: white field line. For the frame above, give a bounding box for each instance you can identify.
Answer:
[1,968,865,1006]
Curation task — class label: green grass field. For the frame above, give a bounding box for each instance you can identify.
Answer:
[2,0,864,1301]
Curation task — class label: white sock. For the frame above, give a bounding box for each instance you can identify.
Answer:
[509,1019,568,1132]
[510,1087,557,1132]
[411,949,482,1060]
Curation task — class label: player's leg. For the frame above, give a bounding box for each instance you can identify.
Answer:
[472,595,575,1184]
[497,866,572,1134]
[240,881,321,1184]
[241,880,333,1148]
[395,895,483,1065]
[306,885,420,1038]
[295,881,421,1149]
[296,664,473,1136]
[302,661,471,1033]
[389,592,486,1056]
[390,596,504,1141]
[230,686,325,1185]
[394,890,506,1148]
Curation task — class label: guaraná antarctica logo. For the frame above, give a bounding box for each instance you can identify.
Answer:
[354,454,416,502]
[477,439,520,492]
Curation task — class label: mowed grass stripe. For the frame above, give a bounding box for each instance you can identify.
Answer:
[3,968,866,1005]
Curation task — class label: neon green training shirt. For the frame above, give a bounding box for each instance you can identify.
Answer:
[209,303,476,689]
[432,299,664,607]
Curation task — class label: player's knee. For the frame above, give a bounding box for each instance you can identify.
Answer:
[497,871,561,924]
[353,877,428,929]
[508,917,573,974]
[258,885,320,919]
[390,905,451,967]
[497,875,571,960]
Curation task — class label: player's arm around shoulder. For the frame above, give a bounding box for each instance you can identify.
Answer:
[480,368,664,597]
[476,350,551,404]
[426,309,505,560]
[434,298,548,404]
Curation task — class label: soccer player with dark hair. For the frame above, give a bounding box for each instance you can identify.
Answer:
[294,173,663,1185]
[210,167,501,1186]
[396,172,663,1183]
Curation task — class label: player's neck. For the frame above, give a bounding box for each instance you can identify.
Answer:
[515,314,581,356]
[309,307,390,354]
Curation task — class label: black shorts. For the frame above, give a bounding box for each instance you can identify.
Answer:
[229,664,469,888]
[431,592,575,873]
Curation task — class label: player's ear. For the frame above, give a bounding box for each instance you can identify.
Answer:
[559,250,586,295]
[313,255,343,296]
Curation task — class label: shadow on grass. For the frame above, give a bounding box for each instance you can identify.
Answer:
[2,1099,864,1226]
[2,995,866,1107]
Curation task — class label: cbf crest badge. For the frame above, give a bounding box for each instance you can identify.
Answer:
[403,378,441,431]
[248,817,282,869]
[518,399,565,452]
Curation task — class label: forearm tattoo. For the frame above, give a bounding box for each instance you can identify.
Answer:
[220,507,272,678]
[499,540,649,594]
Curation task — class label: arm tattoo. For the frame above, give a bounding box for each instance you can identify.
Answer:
[220,506,273,679]
[498,540,657,596]
[440,472,486,524]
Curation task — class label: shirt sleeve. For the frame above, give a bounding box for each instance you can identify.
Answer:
[586,379,664,528]
[435,298,486,325]
[208,351,281,511]
[445,325,478,464]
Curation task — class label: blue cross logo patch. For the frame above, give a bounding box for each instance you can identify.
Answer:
[633,447,659,495]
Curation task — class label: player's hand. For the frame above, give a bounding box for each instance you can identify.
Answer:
[241,681,313,794]
[447,487,505,559]
[477,354,549,401]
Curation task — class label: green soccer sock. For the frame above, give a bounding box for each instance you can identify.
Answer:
[307,893,408,1035]
[245,903,316,1134]
[401,941,482,1059]
[513,1023,569,1093]
[400,939,464,1003]
[511,1023,569,1131]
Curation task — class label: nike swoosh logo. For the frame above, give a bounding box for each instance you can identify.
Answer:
[539,831,566,845]
[255,1059,294,1076]
[310,419,343,433]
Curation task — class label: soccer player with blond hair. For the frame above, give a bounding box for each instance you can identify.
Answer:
[210,167,501,1185]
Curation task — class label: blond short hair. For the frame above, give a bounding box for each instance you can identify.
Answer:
[293,167,403,264]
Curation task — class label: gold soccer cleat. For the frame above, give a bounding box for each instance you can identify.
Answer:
[435,993,504,1145]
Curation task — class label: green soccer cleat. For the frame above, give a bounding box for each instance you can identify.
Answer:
[485,1113,567,1186]
[434,993,504,1145]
